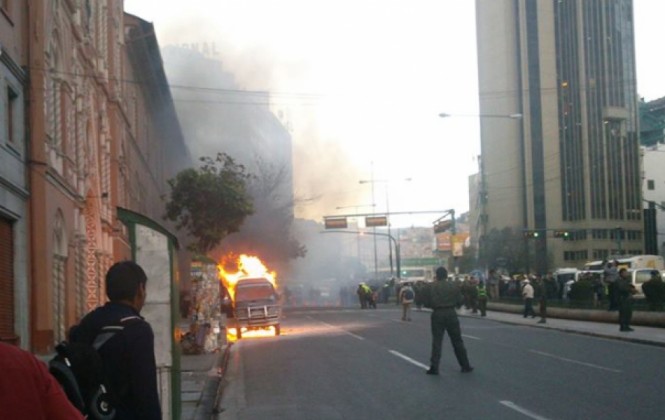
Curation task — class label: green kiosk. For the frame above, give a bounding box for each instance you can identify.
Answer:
[117,207,181,419]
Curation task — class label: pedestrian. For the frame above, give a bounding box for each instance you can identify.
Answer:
[603,260,619,311]
[413,281,425,311]
[488,269,500,300]
[399,282,415,321]
[477,281,488,317]
[69,260,162,419]
[0,341,85,420]
[616,268,637,332]
[357,283,368,309]
[642,270,665,311]
[544,272,559,300]
[423,266,473,375]
[522,278,536,318]
[461,276,472,309]
[468,276,479,314]
[536,276,547,324]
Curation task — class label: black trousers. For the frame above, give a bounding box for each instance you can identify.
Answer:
[478,297,487,316]
[430,308,470,370]
[618,297,633,330]
[523,298,536,317]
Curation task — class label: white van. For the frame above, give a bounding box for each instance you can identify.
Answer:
[584,255,664,271]
[626,269,658,298]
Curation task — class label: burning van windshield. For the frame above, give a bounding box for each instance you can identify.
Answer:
[235,280,277,302]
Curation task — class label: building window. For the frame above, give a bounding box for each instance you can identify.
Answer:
[564,250,589,261]
[593,249,609,260]
[592,229,608,239]
[6,86,17,144]
[647,180,655,190]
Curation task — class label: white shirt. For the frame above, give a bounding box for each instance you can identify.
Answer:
[522,283,534,299]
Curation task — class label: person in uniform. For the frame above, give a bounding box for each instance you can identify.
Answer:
[642,270,665,311]
[477,281,488,317]
[424,266,473,375]
[616,268,636,332]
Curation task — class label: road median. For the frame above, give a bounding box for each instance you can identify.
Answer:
[487,301,665,327]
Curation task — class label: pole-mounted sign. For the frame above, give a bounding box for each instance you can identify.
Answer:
[365,216,388,227]
[324,217,348,229]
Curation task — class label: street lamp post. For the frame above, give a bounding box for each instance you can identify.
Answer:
[438,111,523,271]
[320,230,401,279]
[336,204,376,267]
[359,176,411,278]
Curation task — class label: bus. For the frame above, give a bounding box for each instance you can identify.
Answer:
[399,266,434,283]
[583,255,664,271]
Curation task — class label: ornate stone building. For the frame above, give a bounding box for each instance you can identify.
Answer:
[25,1,190,353]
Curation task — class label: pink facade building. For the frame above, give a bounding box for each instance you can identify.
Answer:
[0,0,191,353]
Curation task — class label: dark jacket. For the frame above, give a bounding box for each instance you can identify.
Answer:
[428,280,463,309]
[69,302,161,420]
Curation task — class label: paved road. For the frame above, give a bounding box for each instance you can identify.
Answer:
[217,307,665,419]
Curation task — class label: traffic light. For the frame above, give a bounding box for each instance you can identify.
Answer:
[553,230,570,238]
[434,219,453,233]
[523,230,540,239]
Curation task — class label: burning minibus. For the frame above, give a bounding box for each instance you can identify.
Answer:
[219,254,281,339]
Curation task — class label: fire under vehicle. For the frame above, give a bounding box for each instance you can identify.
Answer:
[232,277,281,339]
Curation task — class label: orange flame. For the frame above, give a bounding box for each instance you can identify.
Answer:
[218,254,277,302]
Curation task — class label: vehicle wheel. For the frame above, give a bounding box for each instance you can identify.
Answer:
[274,324,281,336]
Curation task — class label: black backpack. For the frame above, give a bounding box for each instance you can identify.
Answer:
[403,287,415,301]
[49,316,141,419]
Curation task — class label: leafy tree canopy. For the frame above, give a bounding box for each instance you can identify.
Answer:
[164,153,254,253]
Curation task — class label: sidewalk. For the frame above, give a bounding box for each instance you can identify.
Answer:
[180,344,230,420]
[458,306,665,347]
[179,317,229,420]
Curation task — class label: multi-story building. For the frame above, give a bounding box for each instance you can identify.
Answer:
[640,96,665,256]
[476,0,642,272]
[0,0,28,346]
[639,97,665,147]
[25,1,189,354]
[642,144,665,256]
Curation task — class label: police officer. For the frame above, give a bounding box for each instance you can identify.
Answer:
[477,281,488,317]
[617,268,636,332]
[424,266,473,375]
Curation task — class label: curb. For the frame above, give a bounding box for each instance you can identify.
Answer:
[460,307,665,348]
[210,342,233,418]
[486,302,665,327]
[191,346,229,420]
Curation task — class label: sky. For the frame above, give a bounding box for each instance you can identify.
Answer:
[125,0,665,228]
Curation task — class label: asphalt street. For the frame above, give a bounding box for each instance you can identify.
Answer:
[217,306,665,420]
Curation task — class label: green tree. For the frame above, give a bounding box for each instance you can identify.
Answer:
[456,245,478,273]
[164,153,254,253]
[479,227,529,274]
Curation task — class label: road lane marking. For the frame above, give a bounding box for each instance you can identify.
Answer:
[499,401,550,420]
[529,349,621,373]
[388,350,429,370]
[462,334,481,340]
[307,317,365,340]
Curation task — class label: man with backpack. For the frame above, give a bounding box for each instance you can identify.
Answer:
[69,260,161,419]
[399,282,415,321]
